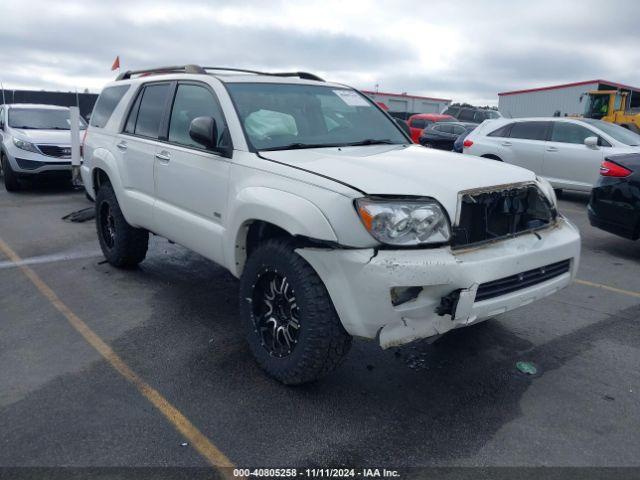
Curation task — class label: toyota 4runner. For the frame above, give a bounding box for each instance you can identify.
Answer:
[82,65,581,384]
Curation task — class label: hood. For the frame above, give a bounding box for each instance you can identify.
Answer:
[262,144,537,217]
[11,128,74,145]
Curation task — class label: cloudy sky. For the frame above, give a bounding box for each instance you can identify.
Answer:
[1,0,638,105]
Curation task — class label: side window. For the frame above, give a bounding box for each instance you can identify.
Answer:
[509,121,549,141]
[458,109,476,122]
[133,83,171,139]
[444,107,460,117]
[438,125,454,134]
[452,125,466,135]
[411,118,426,129]
[550,122,597,145]
[124,91,143,134]
[168,84,227,149]
[90,85,130,128]
[488,123,514,137]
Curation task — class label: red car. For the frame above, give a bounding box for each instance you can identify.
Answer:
[406,113,457,143]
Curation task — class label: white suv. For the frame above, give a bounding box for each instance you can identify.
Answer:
[82,65,581,384]
[463,117,640,192]
[0,104,86,191]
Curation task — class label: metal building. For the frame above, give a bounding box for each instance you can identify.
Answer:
[498,79,640,118]
[361,90,451,120]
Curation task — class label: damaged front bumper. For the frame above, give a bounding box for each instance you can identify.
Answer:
[297,216,580,349]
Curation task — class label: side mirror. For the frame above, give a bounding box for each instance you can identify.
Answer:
[189,116,218,150]
[584,136,599,149]
[395,118,411,138]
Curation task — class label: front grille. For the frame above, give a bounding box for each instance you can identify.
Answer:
[475,259,571,302]
[452,184,556,248]
[37,145,72,158]
[15,158,71,170]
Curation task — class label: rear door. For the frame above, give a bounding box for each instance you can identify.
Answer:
[152,81,232,265]
[502,121,551,174]
[543,121,605,190]
[116,82,172,226]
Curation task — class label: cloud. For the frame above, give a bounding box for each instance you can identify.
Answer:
[0,0,638,105]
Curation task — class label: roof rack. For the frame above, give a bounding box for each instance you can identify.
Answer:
[116,64,324,82]
[116,65,206,81]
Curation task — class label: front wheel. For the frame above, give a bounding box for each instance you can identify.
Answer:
[95,183,148,268]
[239,239,352,385]
[1,155,21,192]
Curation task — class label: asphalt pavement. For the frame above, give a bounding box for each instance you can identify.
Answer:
[0,181,638,472]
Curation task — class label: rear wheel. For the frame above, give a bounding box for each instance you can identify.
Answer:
[240,238,352,385]
[1,154,21,192]
[95,183,148,268]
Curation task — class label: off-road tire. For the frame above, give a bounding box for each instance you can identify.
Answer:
[240,238,352,385]
[95,183,148,268]
[1,154,21,192]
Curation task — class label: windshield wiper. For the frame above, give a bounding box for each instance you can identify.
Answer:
[260,143,336,151]
[11,126,36,129]
[341,139,398,146]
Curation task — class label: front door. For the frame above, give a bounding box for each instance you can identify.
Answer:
[152,82,231,265]
[543,121,604,190]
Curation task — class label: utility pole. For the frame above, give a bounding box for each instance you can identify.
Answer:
[1,80,6,105]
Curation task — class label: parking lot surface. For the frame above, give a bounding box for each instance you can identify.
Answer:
[0,182,639,470]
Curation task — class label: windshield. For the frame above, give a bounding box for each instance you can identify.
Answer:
[226,83,407,151]
[581,118,640,146]
[8,108,87,130]
[485,110,501,119]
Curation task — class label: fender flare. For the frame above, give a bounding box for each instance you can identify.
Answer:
[225,187,338,277]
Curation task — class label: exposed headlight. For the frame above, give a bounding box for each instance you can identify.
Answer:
[355,197,451,246]
[13,137,40,153]
[535,176,557,209]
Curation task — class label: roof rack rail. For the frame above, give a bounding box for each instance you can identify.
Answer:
[203,67,324,82]
[270,72,325,82]
[116,64,206,81]
[115,64,325,82]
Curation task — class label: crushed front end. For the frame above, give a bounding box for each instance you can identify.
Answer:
[298,183,581,349]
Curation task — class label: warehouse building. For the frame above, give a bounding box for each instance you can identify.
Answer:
[362,90,451,120]
[0,89,98,120]
[498,79,640,118]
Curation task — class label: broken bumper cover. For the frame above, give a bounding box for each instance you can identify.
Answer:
[297,216,580,349]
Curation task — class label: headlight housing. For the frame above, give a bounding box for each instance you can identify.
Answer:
[13,137,40,153]
[535,176,557,209]
[355,197,451,246]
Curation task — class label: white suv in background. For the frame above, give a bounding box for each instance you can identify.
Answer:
[463,117,640,192]
[0,104,86,191]
[81,65,580,385]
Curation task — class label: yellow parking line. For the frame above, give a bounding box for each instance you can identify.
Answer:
[575,278,640,299]
[0,236,235,472]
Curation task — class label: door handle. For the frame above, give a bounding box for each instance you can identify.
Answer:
[501,142,512,147]
[116,141,127,151]
[546,147,559,152]
[155,151,171,162]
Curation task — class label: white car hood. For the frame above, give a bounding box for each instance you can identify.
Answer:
[11,128,73,145]
[262,144,537,217]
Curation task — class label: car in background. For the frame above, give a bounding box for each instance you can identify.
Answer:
[588,153,640,240]
[443,106,502,124]
[418,122,476,150]
[463,117,640,192]
[406,113,456,143]
[0,104,86,191]
[453,124,477,153]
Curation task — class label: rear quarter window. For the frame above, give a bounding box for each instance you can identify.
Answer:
[90,85,130,128]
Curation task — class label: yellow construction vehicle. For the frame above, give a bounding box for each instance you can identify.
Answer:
[580,90,640,133]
